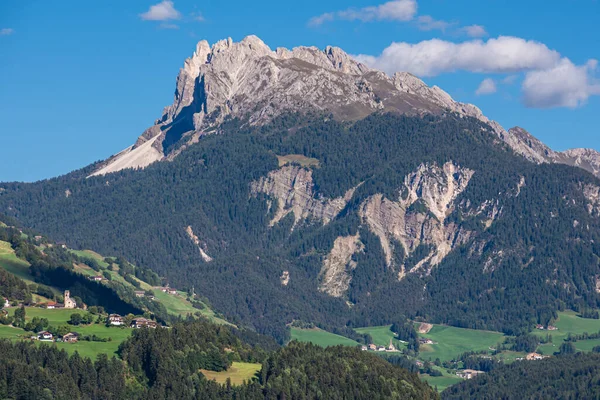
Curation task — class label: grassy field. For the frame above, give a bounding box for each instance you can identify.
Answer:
[290,327,360,347]
[533,311,600,354]
[0,240,34,284]
[354,325,408,350]
[421,367,462,392]
[418,325,505,362]
[6,307,133,359]
[277,154,320,167]
[200,362,261,385]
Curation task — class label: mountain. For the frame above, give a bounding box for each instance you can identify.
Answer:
[1,36,600,342]
[89,35,600,179]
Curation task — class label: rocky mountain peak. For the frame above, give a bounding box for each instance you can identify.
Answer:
[89,35,600,181]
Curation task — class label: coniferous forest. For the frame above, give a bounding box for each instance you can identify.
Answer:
[1,112,600,343]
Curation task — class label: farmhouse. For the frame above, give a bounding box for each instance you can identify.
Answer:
[526,352,546,360]
[131,317,158,329]
[108,314,123,326]
[361,345,368,351]
[46,302,58,309]
[62,332,79,343]
[547,325,558,331]
[457,369,485,379]
[535,324,544,330]
[90,275,104,282]
[134,291,145,297]
[418,338,434,345]
[167,288,177,295]
[38,331,53,341]
[368,344,377,351]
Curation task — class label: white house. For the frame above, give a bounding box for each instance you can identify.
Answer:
[108,314,123,326]
[38,331,53,341]
[3,297,9,308]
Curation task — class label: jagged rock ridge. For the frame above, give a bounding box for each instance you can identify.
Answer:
[88,35,600,179]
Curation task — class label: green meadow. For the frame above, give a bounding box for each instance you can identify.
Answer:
[6,307,133,359]
[533,311,600,355]
[354,325,408,350]
[290,327,360,347]
[200,362,262,385]
[418,325,505,362]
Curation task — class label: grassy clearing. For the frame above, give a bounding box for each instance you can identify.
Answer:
[533,311,600,354]
[0,241,34,284]
[421,368,462,392]
[69,249,110,268]
[290,327,360,347]
[277,154,320,168]
[354,325,408,350]
[6,307,133,358]
[418,325,505,362]
[200,362,261,385]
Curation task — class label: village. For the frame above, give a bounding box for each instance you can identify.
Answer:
[0,285,185,345]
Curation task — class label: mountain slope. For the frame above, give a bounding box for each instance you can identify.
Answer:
[87,35,600,179]
[2,111,600,342]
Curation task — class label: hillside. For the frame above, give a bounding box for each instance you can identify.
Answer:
[0,222,228,326]
[442,353,600,399]
[2,111,600,343]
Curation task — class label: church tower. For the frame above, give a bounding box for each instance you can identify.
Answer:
[64,290,76,309]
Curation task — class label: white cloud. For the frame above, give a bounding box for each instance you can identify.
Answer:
[309,0,417,26]
[0,28,14,36]
[355,36,561,77]
[522,59,600,108]
[476,78,497,95]
[416,15,454,32]
[462,24,487,38]
[140,1,181,21]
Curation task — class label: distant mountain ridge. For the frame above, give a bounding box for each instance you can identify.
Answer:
[88,35,600,179]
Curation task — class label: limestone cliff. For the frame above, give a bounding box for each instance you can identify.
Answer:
[250,165,356,226]
[360,162,475,279]
[319,233,364,297]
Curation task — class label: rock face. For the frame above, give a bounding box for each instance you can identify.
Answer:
[319,233,364,297]
[507,127,600,179]
[583,184,600,217]
[89,35,600,180]
[360,162,475,279]
[184,225,213,262]
[250,165,356,227]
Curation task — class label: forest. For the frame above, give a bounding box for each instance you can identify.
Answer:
[443,352,600,399]
[0,318,437,400]
[1,112,600,342]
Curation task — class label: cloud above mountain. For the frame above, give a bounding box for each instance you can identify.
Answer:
[140,1,181,21]
[476,78,497,95]
[356,36,599,108]
[522,59,600,108]
[309,0,418,26]
[355,36,560,76]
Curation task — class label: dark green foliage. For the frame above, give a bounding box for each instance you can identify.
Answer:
[0,340,135,400]
[2,112,600,340]
[257,342,437,400]
[443,353,600,399]
[0,268,32,304]
[391,319,420,352]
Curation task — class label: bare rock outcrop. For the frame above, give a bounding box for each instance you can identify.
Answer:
[360,162,475,279]
[184,225,213,262]
[318,233,364,297]
[251,165,356,226]
[583,184,600,216]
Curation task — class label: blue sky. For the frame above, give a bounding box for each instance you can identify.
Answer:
[0,0,598,182]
